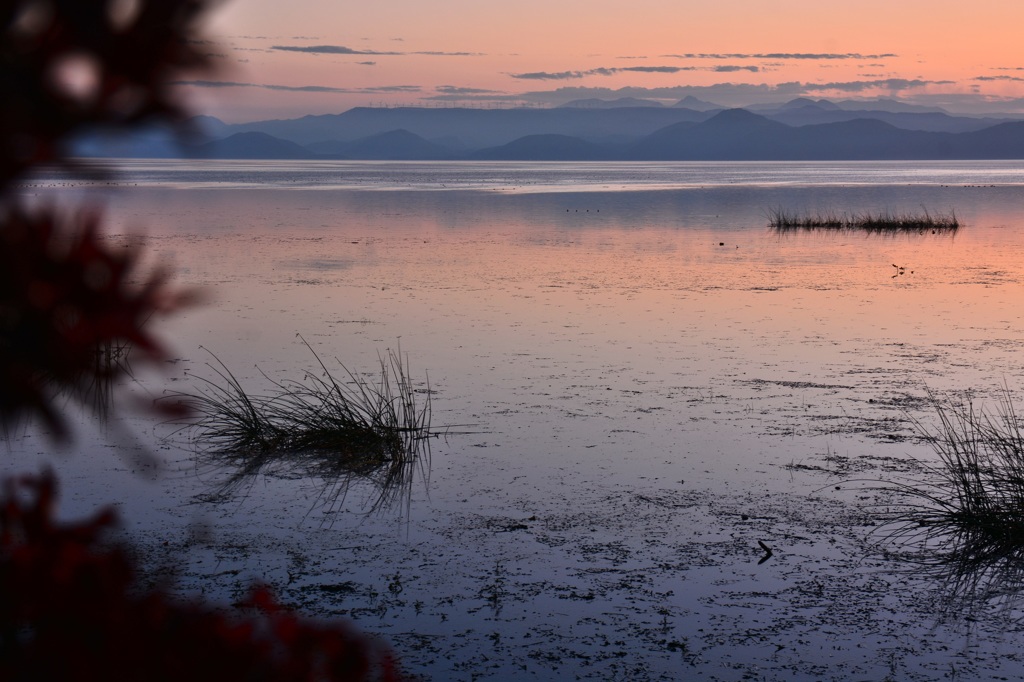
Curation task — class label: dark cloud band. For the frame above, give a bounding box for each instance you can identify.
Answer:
[975,75,1024,82]
[270,44,481,57]
[272,45,400,55]
[662,52,897,60]
[516,78,948,104]
[509,65,759,80]
[436,85,503,94]
[172,80,421,94]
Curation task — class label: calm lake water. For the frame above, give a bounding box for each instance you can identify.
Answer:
[12,160,1024,680]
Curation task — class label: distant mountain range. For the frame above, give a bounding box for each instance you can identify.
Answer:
[70,97,1024,161]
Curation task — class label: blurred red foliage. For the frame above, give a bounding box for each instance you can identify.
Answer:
[1,0,214,434]
[0,204,195,437]
[0,2,409,679]
[0,471,401,681]
[1,0,212,187]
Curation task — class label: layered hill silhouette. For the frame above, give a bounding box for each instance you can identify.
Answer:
[228,106,711,148]
[472,134,611,161]
[73,98,1024,161]
[306,129,453,160]
[192,131,315,159]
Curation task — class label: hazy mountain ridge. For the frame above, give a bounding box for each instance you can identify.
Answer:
[73,98,1024,160]
[762,105,1010,133]
[229,106,713,148]
[192,131,316,159]
[471,134,615,161]
[306,129,454,160]
[557,97,666,109]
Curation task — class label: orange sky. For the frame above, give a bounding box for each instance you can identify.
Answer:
[178,0,1024,121]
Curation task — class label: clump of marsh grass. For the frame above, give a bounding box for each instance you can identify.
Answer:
[875,391,1024,549]
[768,206,960,235]
[865,391,1024,613]
[167,337,435,515]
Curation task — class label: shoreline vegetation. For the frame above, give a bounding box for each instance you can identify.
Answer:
[768,207,960,234]
[167,338,436,514]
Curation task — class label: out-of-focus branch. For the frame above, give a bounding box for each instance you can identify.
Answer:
[1,0,216,189]
[0,205,200,437]
[0,0,219,434]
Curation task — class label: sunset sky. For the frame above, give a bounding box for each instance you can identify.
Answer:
[179,0,1024,122]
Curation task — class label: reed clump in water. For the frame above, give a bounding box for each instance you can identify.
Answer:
[768,207,960,235]
[874,391,1024,555]
[861,391,1024,614]
[167,337,434,512]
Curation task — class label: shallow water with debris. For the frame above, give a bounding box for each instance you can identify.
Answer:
[11,161,1024,679]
